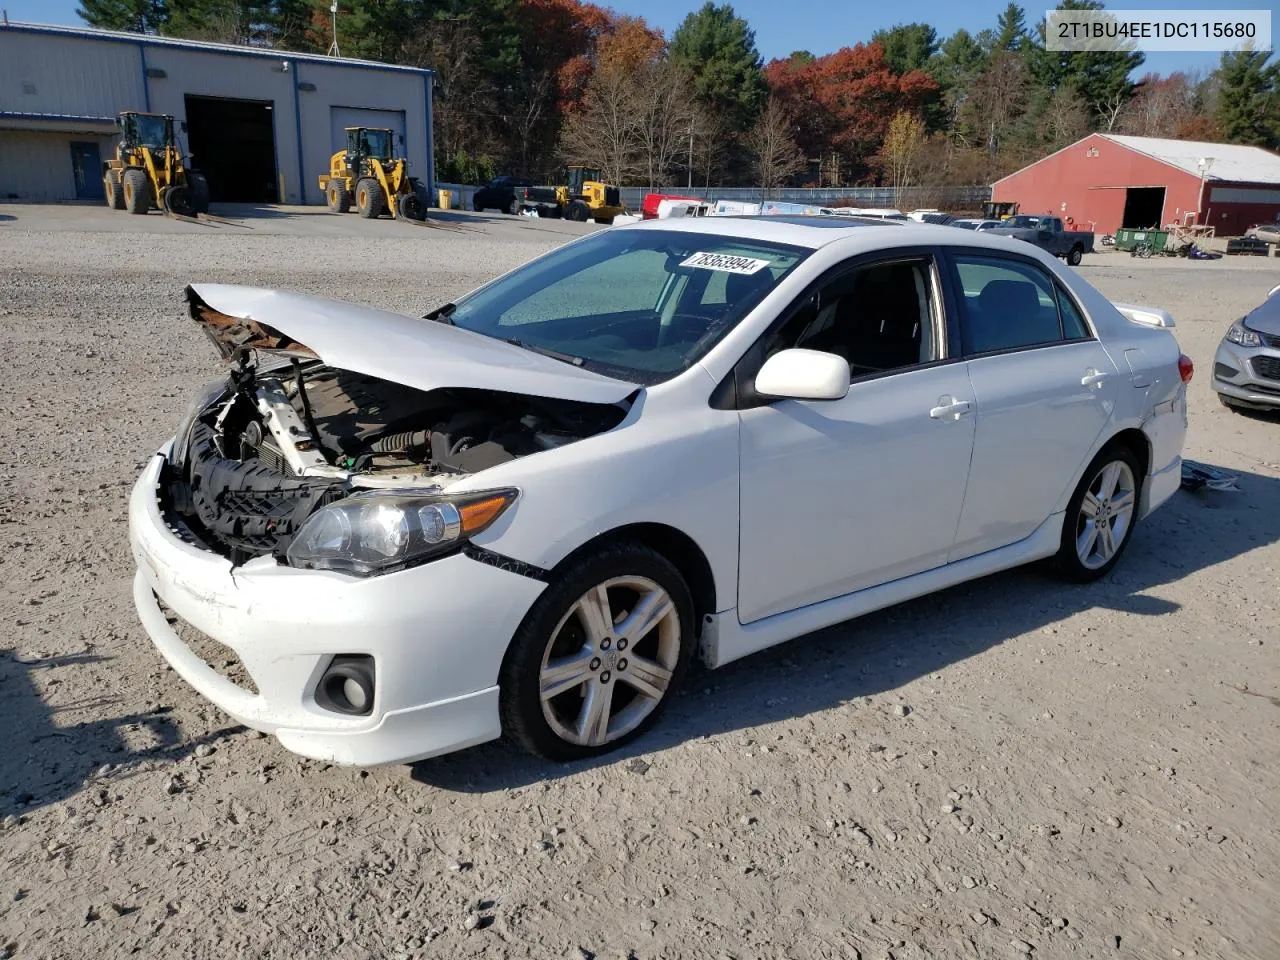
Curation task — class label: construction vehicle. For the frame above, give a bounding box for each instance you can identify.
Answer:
[102,111,210,216]
[319,127,427,221]
[522,166,626,224]
[982,200,1020,220]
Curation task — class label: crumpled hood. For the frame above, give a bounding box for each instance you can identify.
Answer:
[187,283,639,405]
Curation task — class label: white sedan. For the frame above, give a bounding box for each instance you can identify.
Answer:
[129,217,1191,766]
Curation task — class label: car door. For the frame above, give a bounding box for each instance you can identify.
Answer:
[735,253,977,624]
[944,250,1120,561]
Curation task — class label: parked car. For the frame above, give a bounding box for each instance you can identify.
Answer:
[953,218,1002,232]
[1214,282,1280,412]
[986,214,1095,266]
[130,218,1191,767]
[1244,223,1280,245]
[471,175,534,214]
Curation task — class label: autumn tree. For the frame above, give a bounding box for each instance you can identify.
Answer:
[961,50,1030,155]
[1216,49,1279,147]
[78,0,168,32]
[880,111,926,205]
[746,97,804,196]
[765,42,938,180]
[1118,73,1197,138]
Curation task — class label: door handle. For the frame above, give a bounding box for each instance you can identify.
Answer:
[1081,369,1108,388]
[930,397,972,420]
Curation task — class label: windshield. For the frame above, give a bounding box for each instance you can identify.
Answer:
[448,229,810,384]
[1008,215,1044,228]
[357,129,393,159]
[132,114,169,148]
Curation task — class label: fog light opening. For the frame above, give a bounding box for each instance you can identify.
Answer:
[316,655,375,716]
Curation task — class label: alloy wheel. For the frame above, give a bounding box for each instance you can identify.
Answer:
[1075,459,1137,569]
[538,576,681,747]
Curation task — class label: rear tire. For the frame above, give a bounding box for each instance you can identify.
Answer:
[327,180,351,214]
[506,196,521,215]
[122,168,150,215]
[1053,443,1142,582]
[103,170,125,210]
[472,194,485,212]
[355,178,384,219]
[1067,245,1083,266]
[499,543,695,761]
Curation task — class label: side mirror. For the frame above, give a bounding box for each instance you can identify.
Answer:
[755,348,850,402]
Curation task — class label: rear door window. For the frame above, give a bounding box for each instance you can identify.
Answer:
[950,255,1077,355]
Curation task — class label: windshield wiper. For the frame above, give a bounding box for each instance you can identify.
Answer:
[424,302,456,325]
[505,337,586,367]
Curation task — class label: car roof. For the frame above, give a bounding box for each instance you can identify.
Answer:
[614,214,1032,253]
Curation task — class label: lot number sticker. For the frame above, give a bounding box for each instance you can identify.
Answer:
[680,251,771,275]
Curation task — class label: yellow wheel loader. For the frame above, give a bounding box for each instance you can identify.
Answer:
[318,127,427,221]
[102,112,209,217]
[523,166,626,224]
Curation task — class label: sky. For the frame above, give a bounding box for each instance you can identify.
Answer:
[2,0,1277,77]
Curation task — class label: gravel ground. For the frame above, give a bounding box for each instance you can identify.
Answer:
[1,205,1278,960]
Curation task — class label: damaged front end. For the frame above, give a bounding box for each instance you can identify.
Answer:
[165,287,631,566]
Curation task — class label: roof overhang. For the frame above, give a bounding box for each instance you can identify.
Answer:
[0,112,116,134]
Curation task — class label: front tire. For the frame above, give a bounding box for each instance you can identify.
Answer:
[122,168,150,214]
[1054,444,1142,582]
[499,543,695,761]
[355,178,384,218]
[566,200,590,222]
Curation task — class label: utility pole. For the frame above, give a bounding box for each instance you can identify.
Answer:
[688,118,694,191]
[327,3,340,57]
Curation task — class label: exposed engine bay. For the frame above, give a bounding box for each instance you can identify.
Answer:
[166,344,629,565]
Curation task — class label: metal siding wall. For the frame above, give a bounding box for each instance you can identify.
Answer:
[295,62,428,205]
[0,131,113,201]
[992,133,1203,234]
[142,47,299,201]
[0,32,145,116]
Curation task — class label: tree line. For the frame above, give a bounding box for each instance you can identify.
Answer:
[79,0,1280,195]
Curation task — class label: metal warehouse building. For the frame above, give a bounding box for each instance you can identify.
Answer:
[0,21,433,205]
[992,133,1280,237]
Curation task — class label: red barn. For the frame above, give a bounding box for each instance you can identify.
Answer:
[992,133,1280,237]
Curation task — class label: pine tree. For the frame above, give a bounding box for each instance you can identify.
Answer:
[670,3,767,132]
[993,3,1027,52]
[1216,49,1278,147]
[78,0,168,33]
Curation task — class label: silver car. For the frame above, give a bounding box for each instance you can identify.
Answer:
[1214,283,1280,411]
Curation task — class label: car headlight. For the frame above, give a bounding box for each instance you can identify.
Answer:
[285,488,518,576]
[170,378,229,473]
[1225,322,1263,348]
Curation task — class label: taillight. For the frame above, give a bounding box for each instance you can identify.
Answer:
[1178,353,1194,383]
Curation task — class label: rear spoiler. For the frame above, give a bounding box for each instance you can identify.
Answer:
[1113,302,1175,329]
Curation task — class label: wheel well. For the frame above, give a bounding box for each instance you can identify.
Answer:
[1105,427,1151,479]
[552,523,717,632]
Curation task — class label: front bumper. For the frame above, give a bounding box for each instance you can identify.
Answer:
[128,447,546,765]
[1213,340,1280,409]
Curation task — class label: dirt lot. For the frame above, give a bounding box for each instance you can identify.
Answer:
[1,204,1278,960]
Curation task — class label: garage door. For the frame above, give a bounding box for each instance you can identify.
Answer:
[330,107,407,156]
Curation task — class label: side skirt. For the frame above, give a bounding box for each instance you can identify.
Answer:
[700,512,1064,668]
